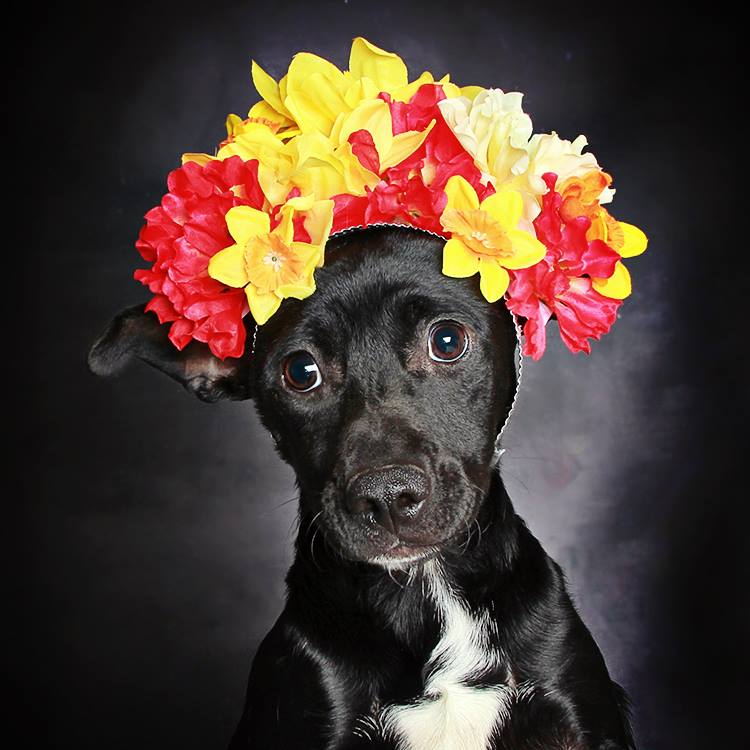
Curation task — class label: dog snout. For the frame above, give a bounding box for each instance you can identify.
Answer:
[345,464,430,534]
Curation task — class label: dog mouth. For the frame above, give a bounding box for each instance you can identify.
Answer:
[369,542,439,570]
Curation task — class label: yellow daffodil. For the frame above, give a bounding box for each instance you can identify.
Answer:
[208,195,334,324]
[221,97,433,203]
[224,105,299,143]
[440,175,547,302]
[250,37,472,138]
[589,216,647,299]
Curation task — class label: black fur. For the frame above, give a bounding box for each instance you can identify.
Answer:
[90,226,634,749]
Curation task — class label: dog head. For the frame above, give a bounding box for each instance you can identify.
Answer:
[90,226,517,567]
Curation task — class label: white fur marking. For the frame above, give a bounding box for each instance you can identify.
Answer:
[381,562,512,750]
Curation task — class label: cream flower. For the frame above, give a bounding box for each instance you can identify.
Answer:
[438,88,533,185]
[523,133,615,217]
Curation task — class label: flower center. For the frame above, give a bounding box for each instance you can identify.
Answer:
[263,252,283,271]
[441,208,513,258]
[243,233,302,294]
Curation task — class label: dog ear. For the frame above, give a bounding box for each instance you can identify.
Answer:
[87,304,253,402]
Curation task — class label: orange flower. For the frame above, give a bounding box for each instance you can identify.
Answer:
[558,170,648,299]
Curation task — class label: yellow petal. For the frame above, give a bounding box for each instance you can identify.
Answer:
[181,152,215,166]
[285,75,350,135]
[276,277,317,300]
[480,189,523,228]
[390,71,435,102]
[225,113,243,138]
[349,37,408,91]
[290,242,323,272]
[246,100,294,132]
[245,286,282,325]
[251,60,292,119]
[208,244,249,288]
[284,53,348,134]
[592,260,632,299]
[336,141,381,194]
[287,52,346,91]
[342,76,380,107]
[478,259,510,302]
[380,119,436,171]
[502,229,547,269]
[301,200,334,253]
[288,133,359,198]
[291,161,349,200]
[217,122,287,167]
[459,85,484,100]
[337,98,393,161]
[257,163,291,206]
[444,175,480,212]
[283,194,316,211]
[274,207,295,246]
[618,222,648,258]
[441,81,461,98]
[442,238,480,278]
[591,260,633,299]
[225,205,270,244]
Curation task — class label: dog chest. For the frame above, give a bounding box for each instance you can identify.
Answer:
[376,563,513,750]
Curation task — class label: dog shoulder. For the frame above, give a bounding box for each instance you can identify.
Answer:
[229,616,333,749]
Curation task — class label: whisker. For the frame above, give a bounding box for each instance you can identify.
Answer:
[306,511,324,571]
[386,566,405,589]
[459,519,473,555]
[310,524,322,571]
[475,516,484,549]
[272,495,299,510]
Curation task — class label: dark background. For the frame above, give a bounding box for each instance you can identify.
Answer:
[16,2,745,748]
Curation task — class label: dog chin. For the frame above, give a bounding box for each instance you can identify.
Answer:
[367,543,439,571]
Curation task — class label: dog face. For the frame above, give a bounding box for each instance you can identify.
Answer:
[89,227,517,567]
[251,227,517,565]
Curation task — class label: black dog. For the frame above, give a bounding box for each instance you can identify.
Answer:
[90,226,634,749]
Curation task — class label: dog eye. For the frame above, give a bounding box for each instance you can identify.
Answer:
[282,352,322,392]
[428,321,468,362]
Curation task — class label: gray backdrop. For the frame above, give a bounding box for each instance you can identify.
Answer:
[17,1,744,748]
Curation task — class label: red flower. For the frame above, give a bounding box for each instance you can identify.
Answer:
[331,84,494,235]
[134,156,266,359]
[506,173,622,359]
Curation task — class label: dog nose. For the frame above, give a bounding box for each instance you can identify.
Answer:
[345,464,430,534]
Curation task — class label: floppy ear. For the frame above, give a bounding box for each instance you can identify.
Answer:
[87,304,253,402]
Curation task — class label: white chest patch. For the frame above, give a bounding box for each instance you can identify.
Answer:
[379,562,514,750]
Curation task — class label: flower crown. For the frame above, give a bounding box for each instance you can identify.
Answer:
[135,38,647,361]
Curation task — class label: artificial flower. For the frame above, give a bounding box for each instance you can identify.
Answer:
[134,157,267,359]
[134,42,648,361]
[184,122,291,206]
[503,132,615,222]
[330,83,494,234]
[208,195,334,324]
[557,170,647,299]
[505,172,634,358]
[249,37,469,139]
[440,175,546,301]
[507,261,622,359]
[438,88,533,186]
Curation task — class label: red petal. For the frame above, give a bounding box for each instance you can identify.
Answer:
[349,130,380,173]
